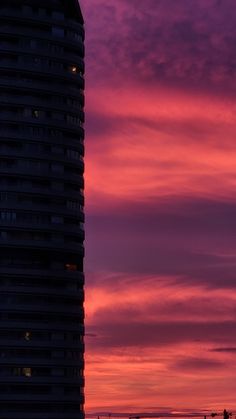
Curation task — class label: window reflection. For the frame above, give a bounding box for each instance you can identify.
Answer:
[24,332,31,341]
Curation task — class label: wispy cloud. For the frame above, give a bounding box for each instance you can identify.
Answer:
[85,273,236,411]
[80,0,236,413]
[81,0,236,91]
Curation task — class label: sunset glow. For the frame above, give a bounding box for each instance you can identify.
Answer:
[80,0,236,414]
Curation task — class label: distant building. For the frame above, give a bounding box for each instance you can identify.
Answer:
[0,1,85,418]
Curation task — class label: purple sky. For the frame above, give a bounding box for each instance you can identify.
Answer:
[79,0,236,414]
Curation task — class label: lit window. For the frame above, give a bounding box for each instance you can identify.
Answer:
[24,332,31,341]
[13,367,32,377]
[32,110,39,118]
[70,65,77,74]
[65,264,77,272]
[23,367,32,377]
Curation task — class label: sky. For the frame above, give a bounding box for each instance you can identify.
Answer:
[79,0,236,415]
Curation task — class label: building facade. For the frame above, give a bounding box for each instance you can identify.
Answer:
[0,1,85,418]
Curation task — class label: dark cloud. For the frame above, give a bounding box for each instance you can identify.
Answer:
[210,347,236,353]
[86,109,236,148]
[87,196,236,234]
[80,0,236,410]
[85,197,236,287]
[173,357,224,371]
[86,321,236,349]
[81,0,236,93]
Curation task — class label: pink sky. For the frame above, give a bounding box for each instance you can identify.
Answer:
[79,0,236,415]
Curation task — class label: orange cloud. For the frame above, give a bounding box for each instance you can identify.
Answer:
[81,0,236,413]
[86,84,236,211]
[86,273,236,323]
[85,273,236,413]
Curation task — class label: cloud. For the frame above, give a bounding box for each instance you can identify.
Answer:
[85,194,236,284]
[173,357,224,371]
[86,272,236,349]
[210,347,236,353]
[85,84,236,213]
[79,0,236,412]
[87,321,236,349]
[85,272,236,411]
[81,0,236,92]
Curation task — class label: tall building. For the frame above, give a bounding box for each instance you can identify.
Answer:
[0,1,85,418]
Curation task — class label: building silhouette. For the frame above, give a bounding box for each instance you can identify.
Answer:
[0,1,85,418]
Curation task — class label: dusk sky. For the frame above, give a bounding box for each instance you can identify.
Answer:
[79,0,236,414]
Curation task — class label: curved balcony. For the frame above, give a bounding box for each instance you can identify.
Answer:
[0,91,84,114]
[0,204,84,220]
[0,73,85,99]
[0,43,84,69]
[0,147,84,167]
[0,320,83,332]
[0,394,84,403]
[0,359,83,369]
[0,339,84,351]
[0,167,84,186]
[0,6,84,35]
[0,266,84,281]
[0,112,84,133]
[0,407,84,419]
[0,237,84,255]
[0,284,84,301]
[0,58,84,86]
[0,24,85,54]
[0,221,84,236]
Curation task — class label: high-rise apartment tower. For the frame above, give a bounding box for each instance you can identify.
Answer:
[0,1,85,418]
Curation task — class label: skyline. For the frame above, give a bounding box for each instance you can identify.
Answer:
[80,0,236,414]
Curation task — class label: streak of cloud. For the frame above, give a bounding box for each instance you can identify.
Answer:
[79,0,236,413]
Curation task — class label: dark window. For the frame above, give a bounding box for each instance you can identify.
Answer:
[0,211,16,222]
[52,26,64,37]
